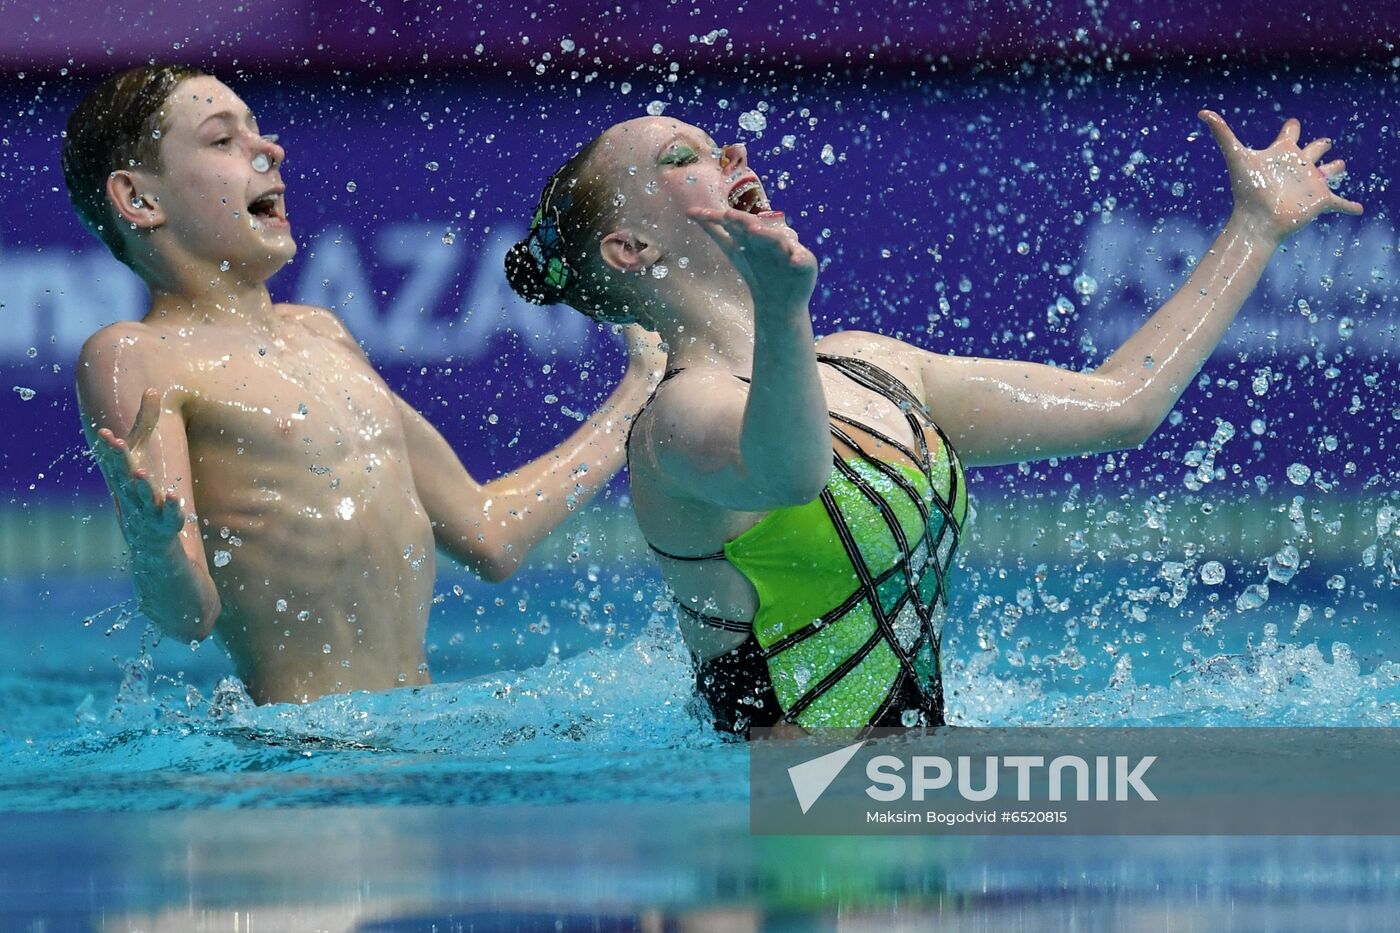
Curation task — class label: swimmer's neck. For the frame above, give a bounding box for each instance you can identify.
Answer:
[655,293,759,376]
[144,280,282,333]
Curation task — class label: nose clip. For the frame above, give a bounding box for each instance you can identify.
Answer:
[252,135,280,174]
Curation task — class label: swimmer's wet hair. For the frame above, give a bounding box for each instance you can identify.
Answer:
[505,133,635,323]
[62,64,207,268]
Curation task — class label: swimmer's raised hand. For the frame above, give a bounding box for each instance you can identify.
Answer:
[90,388,187,552]
[1199,110,1363,244]
[688,206,818,312]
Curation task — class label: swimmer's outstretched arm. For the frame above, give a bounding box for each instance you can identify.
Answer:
[395,325,667,581]
[76,330,221,642]
[630,207,831,511]
[902,111,1363,467]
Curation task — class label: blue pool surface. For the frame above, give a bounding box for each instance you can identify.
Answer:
[4,546,1400,929]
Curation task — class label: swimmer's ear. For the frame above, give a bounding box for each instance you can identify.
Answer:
[600,230,658,275]
[107,170,164,230]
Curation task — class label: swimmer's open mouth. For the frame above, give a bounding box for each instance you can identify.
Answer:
[247,188,287,223]
[727,174,772,215]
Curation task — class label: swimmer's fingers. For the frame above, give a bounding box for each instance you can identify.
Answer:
[1314,159,1364,215]
[689,209,758,280]
[1301,137,1332,163]
[1199,110,1245,158]
[715,210,808,266]
[125,388,163,452]
[1271,117,1302,149]
[119,470,186,541]
[688,208,739,250]
[91,428,140,484]
[152,488,187,536]
[1327,190,1364,217]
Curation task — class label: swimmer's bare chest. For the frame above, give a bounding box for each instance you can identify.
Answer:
[148,319,433,568]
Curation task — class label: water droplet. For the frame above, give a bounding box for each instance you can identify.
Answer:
[738,110,767,132]
[646,100,666,116]
[441,230,455,245]
[612,191,626,207]
[1016,241,1030,255]
[345,180,358,193]
[26,347,37,358]
[13,386,35,401]
[1326,574,1346,591]
[250,152,270,173]
[275,598,288,612]
[1073,273,1098,296]
[781,135,796,149]
[1338,317,1355,339]
[1200,561,1226,585]
[650,263,669,279]
[213,550,232,568]
[677,256,690,269]
[425,161,439,172]
[322,643,332,654]
[219,260,230,272]
[336,497,356,520]
[560,38,576,52]
[1171,181,1185,197]
[1267,544,1300,585]
[1286,463,1312,485]
[1235,583,1270,611]
[819,144,836,165]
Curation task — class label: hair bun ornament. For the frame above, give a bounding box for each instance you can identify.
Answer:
[504,239,557,306]
[520,176,575,301]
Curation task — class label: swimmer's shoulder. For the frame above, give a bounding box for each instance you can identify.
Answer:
[76,319,167,388]
[816,329,932,397]
[627,364,752,476]
[76,320,189,418]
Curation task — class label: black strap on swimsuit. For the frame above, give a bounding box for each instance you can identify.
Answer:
[631,355,961,735]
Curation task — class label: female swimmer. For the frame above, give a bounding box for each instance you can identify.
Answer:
[506,111,1361,735]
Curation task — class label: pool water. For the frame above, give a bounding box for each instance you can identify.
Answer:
[4,506,1400,928]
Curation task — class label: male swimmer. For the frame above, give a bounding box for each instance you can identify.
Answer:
[505,113,1362,735]
[64,66,665,704]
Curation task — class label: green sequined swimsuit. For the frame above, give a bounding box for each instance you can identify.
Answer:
[644,354,969,734]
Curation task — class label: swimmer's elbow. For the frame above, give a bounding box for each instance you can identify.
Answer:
[1096,410,1156,453]
[148,594,220,644]
[193,600,221,642]
[473,546,521,584]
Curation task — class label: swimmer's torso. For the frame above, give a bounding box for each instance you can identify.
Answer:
[629,332,968,731]
[120,304,434,702]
